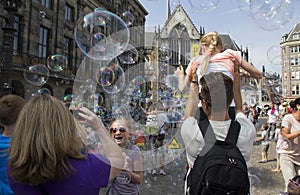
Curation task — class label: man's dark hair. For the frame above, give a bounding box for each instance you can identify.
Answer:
[199,72,233,112]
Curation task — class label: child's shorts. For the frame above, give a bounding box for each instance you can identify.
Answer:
[262,144,269,153]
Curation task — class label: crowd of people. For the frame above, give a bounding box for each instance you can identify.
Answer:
[0,30,299,194]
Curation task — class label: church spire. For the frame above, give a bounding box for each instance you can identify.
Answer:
[166,0,171,20]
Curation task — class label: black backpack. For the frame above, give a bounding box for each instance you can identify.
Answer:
[187,119,250,195]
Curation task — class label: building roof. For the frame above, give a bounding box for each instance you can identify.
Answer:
[219,34,241,51]
[161,3,200,38]
[286,22,300,41]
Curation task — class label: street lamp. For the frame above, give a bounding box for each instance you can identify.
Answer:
[0,0,23,97]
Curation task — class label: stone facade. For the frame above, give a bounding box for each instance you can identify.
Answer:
[0,0,148,100]
[280,22,300,98]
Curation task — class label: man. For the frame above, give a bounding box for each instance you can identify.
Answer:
[0,95,25,195]
[180,67,256,194]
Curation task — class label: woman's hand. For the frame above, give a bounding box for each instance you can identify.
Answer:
[74,107,104,130]
[288,178,300,195]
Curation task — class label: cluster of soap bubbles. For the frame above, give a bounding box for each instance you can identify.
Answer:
[23,54,68,96]
[159,45,172,62]
[188,0,298,32]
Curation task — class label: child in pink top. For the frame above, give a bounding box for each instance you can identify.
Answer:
[176,31,262,91]
[176,31,263,120]
[186,49,242,80]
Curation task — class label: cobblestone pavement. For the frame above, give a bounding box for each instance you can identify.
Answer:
[101,118,286,195]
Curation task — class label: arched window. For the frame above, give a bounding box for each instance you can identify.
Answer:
[168,24,190,65]
[180,28,190,65]
[169,28,179,65]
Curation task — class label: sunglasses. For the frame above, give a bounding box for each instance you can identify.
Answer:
[110,127,127,133]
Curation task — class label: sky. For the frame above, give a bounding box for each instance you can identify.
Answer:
[139,0,300,75]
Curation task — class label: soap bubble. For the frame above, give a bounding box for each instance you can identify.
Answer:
[267,44,282,66]
[47,54,68,72]
[74,10,129,60]
[37,88,51,95]
[118,44,139,65]
[231,0,251,16]
[97,62,125,94]
[23,64,49,86]
[122,11,135,26]
[250,0,295,31]
[188,0,220,13]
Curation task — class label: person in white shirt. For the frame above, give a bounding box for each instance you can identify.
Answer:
[267,102,279,140]
[180,65,256,194]
[146,101,169,176]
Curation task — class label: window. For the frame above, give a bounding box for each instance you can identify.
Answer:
[180,29,190,65]
[292,85,299,95]
[13,15,21,55]
[39,26,49,58]
[293,58,298,65]
[65,4,74,21]
[41,0,51,8]
[296,71,300,80]
[169,29,179,65]
[291,71,295,79]
[64,37,73,70]
[292,34,299,40]
[291,57,295,65]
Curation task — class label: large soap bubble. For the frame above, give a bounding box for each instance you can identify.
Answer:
[74,10,130,60]
[250,0,295,31]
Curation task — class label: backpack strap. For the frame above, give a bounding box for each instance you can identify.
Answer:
[224,120,241,145]
[198,119,241,154]
[198,119,216,156]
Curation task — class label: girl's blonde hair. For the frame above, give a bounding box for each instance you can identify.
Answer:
[9,95,87,185]
[199,31,223,75]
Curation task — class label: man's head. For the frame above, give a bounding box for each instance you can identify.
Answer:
[199,72,233,116]
[0,95,25,126]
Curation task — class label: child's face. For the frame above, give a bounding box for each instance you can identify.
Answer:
[110,120,129,148]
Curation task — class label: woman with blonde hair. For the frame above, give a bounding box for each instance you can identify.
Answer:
[175,31,262,120]
[7,94,124,194]
[106,118,143,195]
